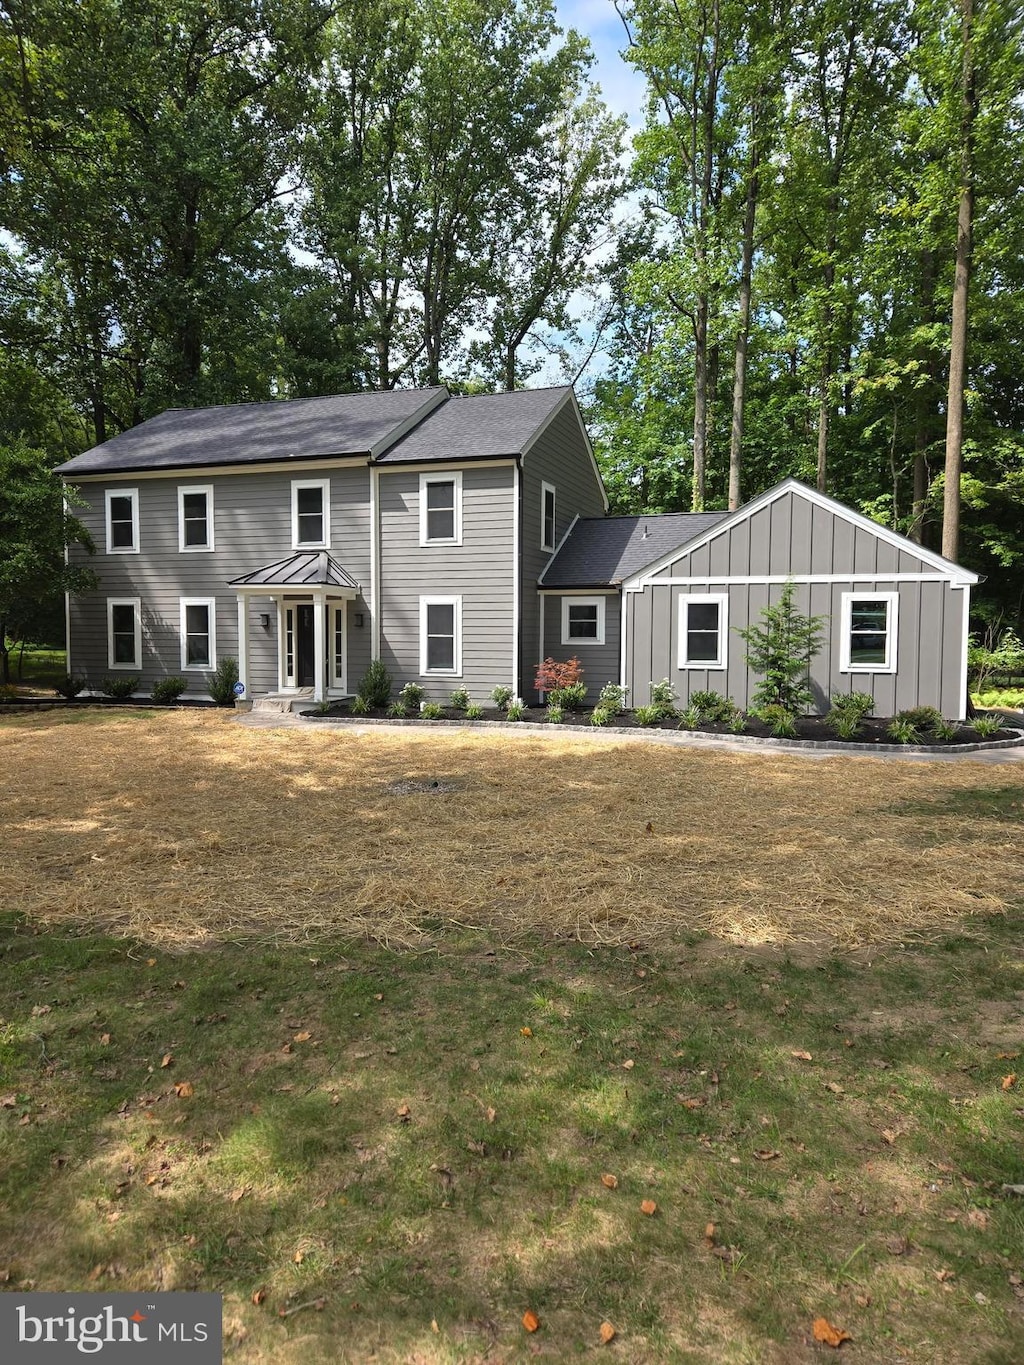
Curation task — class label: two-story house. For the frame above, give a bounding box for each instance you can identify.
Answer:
[58,385,977,718]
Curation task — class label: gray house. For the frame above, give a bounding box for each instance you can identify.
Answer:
[58,388,977,718]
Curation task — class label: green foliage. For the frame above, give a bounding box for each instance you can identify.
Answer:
[970,714,1003,738]
[597,682,628,714]
[357,659,392,709]
[545,702,565,724]
[552,680,588,712]
[756,704,798,739]
[504,699,526,721]
[968,628,1024,689]
[898,705,944,733]
[972,689,1024,709]
[399,682,425,710]
[420,701,444,720]
[677,704,702,730]
[727,712,747,734]
[931,718,960,740]
[350,694,370,716]
[648,678,677,718]
[206,657,240,707]
[491,685,514,710]
[150,676,187,704]
[689,689,737,723]
[737,583,824,714]
[54,675,87,699]
[101,675,140,700]
[632,704,661,727]
[465,702,484,720]
[829,691,875,721]
[827,711,863,741]
[887,717,921,745]
[386,700,409,719]
[448,687,471,711]
[589,705,612,726]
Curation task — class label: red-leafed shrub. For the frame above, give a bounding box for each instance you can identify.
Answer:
[534,656,583,694]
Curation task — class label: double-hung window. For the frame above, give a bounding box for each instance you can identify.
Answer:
[107,598,142,668]
[678,595,728,669]
[291,479,330,548]
[180,598,217,671]
[420,472,462,545]
[840,592,898,673]
[541,482,556,551]
[178,485,214,551]
[561,596,605,645]
[420,597,462,675]
[105,488,139,553]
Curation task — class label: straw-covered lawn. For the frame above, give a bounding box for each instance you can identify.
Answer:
[3,710,1022,948]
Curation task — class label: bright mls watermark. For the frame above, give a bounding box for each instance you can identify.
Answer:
[0,1294,222,1362]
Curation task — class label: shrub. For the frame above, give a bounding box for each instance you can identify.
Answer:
[970,714,1003,737]
[546,702,565,724]
[589,705,612,726]
[597,682,628,714]
[386,699,409,719]
[101,674,140,699]
[505,699,526,721]
[689,689,735,723]
[827,711,863,741]
[829,691,875,721]
[465,702,484,720]
[399,682,425,709]
[967,626,1024,690]
[420,701,444,719]
[491,684,514,709]
[449,687,471,711]
[886,717,921,744]
[551,679,587,711]
[737,581,824,714]
[727,713,748,734]
[357,658,391,709]
[677,704,702,730]
[350,694,369,716]
[54,675,87,699]
[649,678,677,717]
[534,656,583,695]
[898,705,943,732]
[633,704,661,727]
[151,676,187,704]
[206,657,239,706]
[932,718,960,740]
[972,688,1024,710]
[757,703,798,738]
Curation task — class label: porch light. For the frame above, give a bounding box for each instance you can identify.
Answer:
[259,613,270,629]
[354,612,365,628]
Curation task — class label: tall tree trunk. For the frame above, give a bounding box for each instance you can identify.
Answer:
[942,0,975,564]
[728,128,759,510]
[816,243,835,494]
[692,293,709,510]
[910,248,939,544]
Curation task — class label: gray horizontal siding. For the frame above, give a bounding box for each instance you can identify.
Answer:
[540,593,621,704]
[377,465,516,703]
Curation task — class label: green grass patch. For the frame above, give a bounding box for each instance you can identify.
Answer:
[2,645,67,692]
[972,689,1024,711]
[2,917,1023,1362]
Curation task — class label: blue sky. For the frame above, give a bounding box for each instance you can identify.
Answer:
[554,0,647,130]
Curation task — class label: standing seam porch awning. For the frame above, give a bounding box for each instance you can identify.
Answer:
[228,550,359,595]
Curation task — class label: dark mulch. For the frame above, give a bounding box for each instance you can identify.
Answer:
[304,704,1021,747]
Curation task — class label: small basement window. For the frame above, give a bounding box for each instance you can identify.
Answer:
[840,592,898,673]
[678,595,728,669]
[561,596,605,645]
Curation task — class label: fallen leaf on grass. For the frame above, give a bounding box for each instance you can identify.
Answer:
[703,1223,716,1246]
[677,1095,705,1109]
[293,1031,312,1043]
[1001,1074,1017,1091]
[753,1149,781,1162]
[599,1321,616,1343]
[251,1288,267,1306]
[229,1186,251,1203]
[396,1102,412,1122]
[520,1027,533,1037]
[30,1005,51,1017]
[486,1107,496,1124]
[522,1310,540,1333]
[160,1053,174,1068]
[854,1294,871,1308]
[99,1034,111,1046]
[145,958,157,967]
[880,1129,897,1145]
[824,1082,845,1095]
[885,1234,910,1256]
[966,1208,989,1231]
[601,1173,619,1189]
[812,1317,851,1348]
[292,1249,305,1264]
[0,1095,16,1108]
[791,1050,813,1062]
[996,1051,1019,1060]
[173,1082,194,1099]
[935,1268,956,1282]
[621,1059,635,1070]
[640,1199,658,1216]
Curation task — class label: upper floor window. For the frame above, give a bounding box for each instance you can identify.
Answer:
[679,595,728,669]
[840,592,898,673]
[420,472,462,546]
[178,485,214,552]
[292,479,330,548]
[541,482,556,551]
[107,597,141,668]
[105,488,139,554]
[561,595,605,646]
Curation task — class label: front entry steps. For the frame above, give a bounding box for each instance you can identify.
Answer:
[252,690,315,714]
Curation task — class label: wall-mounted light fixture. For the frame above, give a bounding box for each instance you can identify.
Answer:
[259,613,270,629]
[354,612,365,629]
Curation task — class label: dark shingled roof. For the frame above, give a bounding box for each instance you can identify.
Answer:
[376,387,571,463]
[56,389,447,475]
[540,512,729,588]
[229,552,359,590]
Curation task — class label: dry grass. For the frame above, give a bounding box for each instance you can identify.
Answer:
[2,709,1022,949]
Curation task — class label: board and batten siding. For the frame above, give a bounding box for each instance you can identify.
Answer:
[65,464,372,695]
[624,488,968,717]
[377,464,516,701]
[540,594,621,704]
[520,396,607,700]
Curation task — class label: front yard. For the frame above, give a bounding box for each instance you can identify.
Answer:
[1,711,1022,1361]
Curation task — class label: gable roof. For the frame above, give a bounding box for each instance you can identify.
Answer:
[620,478,980,586]
[540,512,728,588]
[375,387,572,463]
[56,389,447,476]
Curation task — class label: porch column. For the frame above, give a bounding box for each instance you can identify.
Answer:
[236,595,250,699]
[313,589,326,702]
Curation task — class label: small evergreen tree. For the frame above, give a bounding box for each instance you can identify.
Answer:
[737,582,824,714]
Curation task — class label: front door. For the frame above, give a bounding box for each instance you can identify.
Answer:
[296,604,316,687]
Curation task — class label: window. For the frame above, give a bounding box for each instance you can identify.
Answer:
[291,479,330,548]
[178,485,214,551]
[179,598,217,670]
[420,596,462,674]
[105,488,139,553]
[678,594,728,669]
[420,472,462,545]
[840,592,898,673]
[561,596,606,646]
[541,482,556,551]
[330,604,347,690]
[107,597,141,668]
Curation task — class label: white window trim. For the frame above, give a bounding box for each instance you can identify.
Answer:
[561,595,606,647]
[105,488,139,554]
[419,471,463,547]
[291,478,331,549]
[839,590,899,674]
[179,597,218,672]
[541,481,556,551]
[419,595,462,676]
[107,597,142,670]
[330,602,348,692]
[678,593,729,670]
[177,484,215,552]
